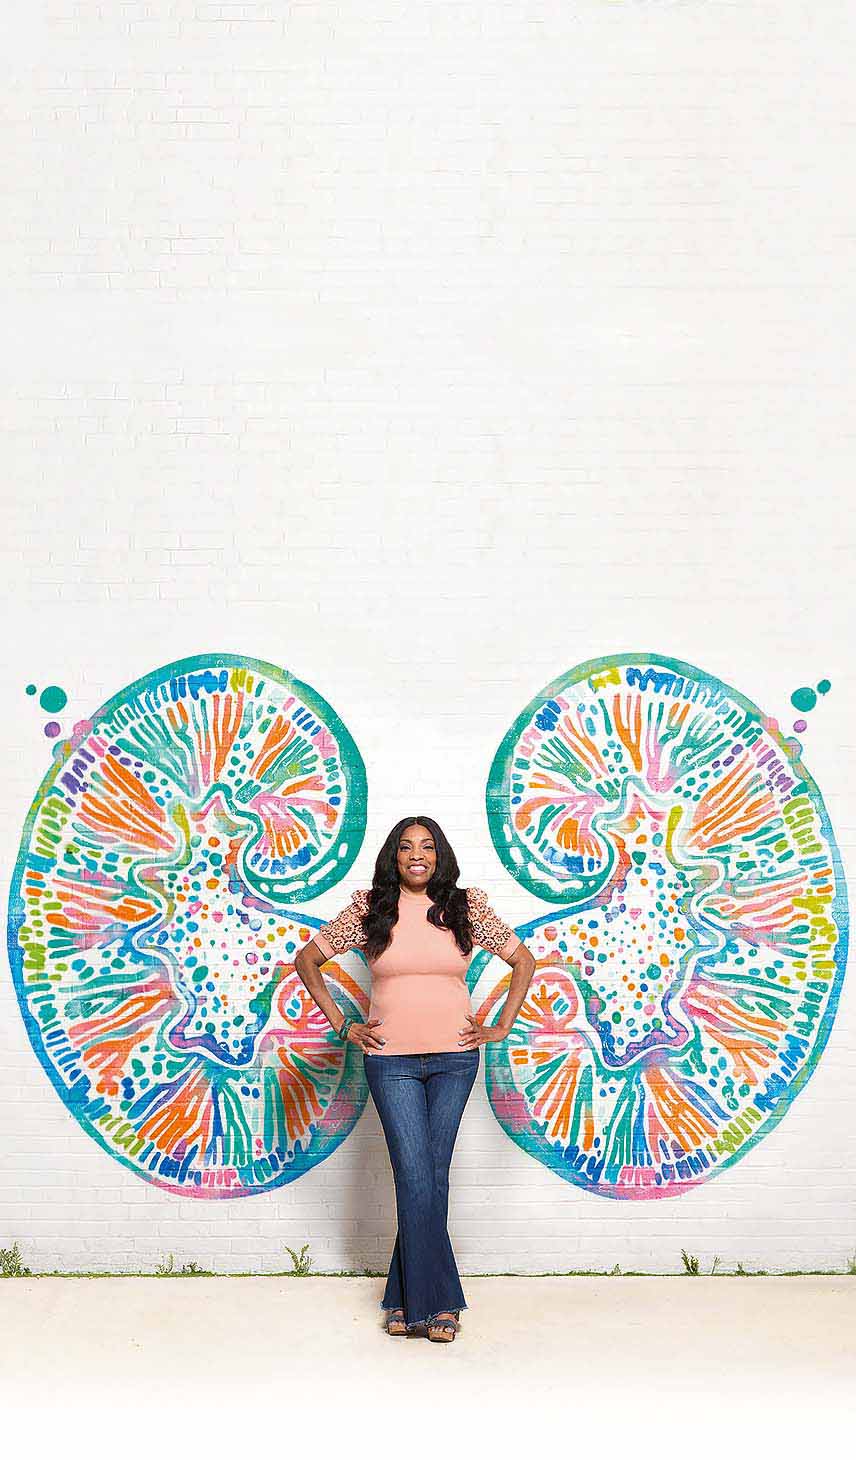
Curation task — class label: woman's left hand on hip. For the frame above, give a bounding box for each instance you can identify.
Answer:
[457,1013,504,1049]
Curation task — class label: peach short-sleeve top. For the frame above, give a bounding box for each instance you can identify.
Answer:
[312,886,522,1055]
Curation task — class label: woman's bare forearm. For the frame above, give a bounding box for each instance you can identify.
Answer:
[493,947,536,1034]
[294,947,345,1034]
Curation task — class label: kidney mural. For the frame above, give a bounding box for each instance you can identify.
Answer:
[7,654,371,1197]
[473,653,848,1199]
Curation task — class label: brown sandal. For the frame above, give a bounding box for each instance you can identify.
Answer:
[427,1311,460,1342]
[385,1307,407,1336]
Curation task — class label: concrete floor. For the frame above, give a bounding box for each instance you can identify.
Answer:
[1,1277,854,1448]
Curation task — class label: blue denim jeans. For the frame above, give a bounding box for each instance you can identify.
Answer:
[363,1047,480,1331]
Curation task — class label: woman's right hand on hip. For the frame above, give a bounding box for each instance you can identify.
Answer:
[348,1017,386,1052]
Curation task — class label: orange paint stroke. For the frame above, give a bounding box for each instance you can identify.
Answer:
[686,978,786,1039]
[559,712,610,782]
[249,714,300,782]
[47,874,157,933]
[644,1066,717,1151]
[531,1048,584,1146]
[253,784,335,858]
[80,753,177,854]
[163,691,245,788]
[513,782,602,859]
[705,872,814,931]
[612,693,644,773]
[208,691,245,781]
[138,1065,213,1157]
[273,1045,330,1145]
[69,981,175,1042]
[684,753,776,852]
[698,1021,777,1086]
[78,1022,156,1097]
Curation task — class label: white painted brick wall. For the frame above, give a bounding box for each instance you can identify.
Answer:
[2,1,855,1274]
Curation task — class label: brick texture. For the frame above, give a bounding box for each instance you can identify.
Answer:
[1,1,854,1274]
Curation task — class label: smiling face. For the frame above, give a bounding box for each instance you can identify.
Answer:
[396,822,437,894]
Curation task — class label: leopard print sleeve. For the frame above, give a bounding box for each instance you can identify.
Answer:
[466,886,521,961]
[314,889,369,959]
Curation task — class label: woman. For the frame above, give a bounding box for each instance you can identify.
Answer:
[295,815,535,1343]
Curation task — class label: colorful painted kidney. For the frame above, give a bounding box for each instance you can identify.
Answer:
[474,654,849,1198]
[7,655,370,1197]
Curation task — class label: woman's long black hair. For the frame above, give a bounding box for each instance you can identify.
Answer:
[361,815,475,961]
